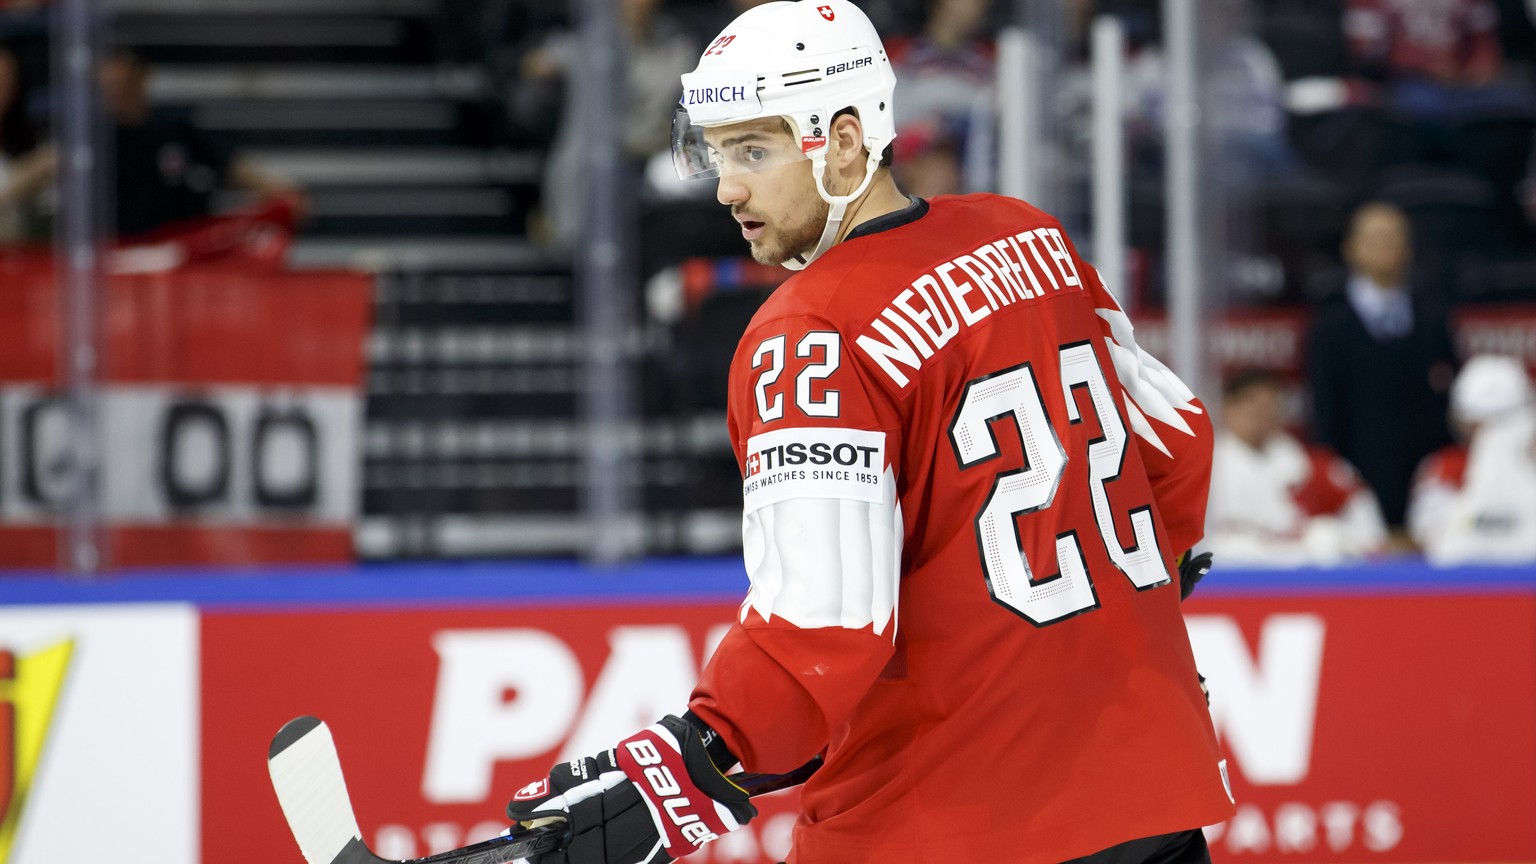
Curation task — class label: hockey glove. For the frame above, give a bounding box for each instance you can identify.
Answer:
[1177,550,1213,601]
[506,715,756,864]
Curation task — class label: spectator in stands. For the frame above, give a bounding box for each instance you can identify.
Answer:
[0,42,43,240]
[98,48,305,238]
[887,0,996,193]
[1343,0,1536,227]
[2,48,307,242]
[1307,200,1457,531]
[1206,368,1387,566]
[1408,354,1536,564]
[1344,0,1536,189]
[1345,0,1505,97]
[1123,30,1295,181]
[514,0,696,250]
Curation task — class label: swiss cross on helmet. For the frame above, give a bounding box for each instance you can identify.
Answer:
[672,0,899,269]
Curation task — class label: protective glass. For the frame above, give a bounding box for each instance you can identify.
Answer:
[671,109,810,181]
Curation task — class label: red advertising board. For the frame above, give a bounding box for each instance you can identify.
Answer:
[202,602,805,864]
[200,590,1536,864]
[1185,593,1536,861]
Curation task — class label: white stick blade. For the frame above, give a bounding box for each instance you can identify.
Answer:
[269,716,366,864]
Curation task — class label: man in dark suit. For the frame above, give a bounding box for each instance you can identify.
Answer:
[1307,201,1458,529]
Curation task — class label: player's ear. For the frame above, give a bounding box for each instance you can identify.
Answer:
[828,112,865,175]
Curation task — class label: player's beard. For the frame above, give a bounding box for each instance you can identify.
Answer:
[744,196,831,266]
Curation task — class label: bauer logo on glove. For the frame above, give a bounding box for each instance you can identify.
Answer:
[505,714,757,864]
[618,730,738,850]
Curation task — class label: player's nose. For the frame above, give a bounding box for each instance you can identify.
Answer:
[716,173,747,207]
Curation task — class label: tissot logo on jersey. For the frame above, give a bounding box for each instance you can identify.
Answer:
[856,225,1083,388]
[752,440,879,473]
[742,427,888,513]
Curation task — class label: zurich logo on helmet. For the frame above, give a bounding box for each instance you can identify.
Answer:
[817,5,835,20]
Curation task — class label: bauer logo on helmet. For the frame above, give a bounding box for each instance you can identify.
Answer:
[825,56,873,77]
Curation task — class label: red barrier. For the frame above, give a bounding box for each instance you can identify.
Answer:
[198,592,1536,864]
[1185,594,1536,861]
[202,603,804,864]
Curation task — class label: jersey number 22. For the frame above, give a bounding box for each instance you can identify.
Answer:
[948,341,1169,626]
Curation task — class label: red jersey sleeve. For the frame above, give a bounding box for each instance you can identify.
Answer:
[689,311,905,773]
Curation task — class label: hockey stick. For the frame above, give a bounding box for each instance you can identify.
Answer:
[269,716,820,864]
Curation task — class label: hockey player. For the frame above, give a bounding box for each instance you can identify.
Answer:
[504,2,1235,862]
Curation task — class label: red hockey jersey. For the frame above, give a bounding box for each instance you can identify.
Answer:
[689,193,1234,863]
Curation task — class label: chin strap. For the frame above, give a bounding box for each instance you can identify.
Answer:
[781,148,885,272]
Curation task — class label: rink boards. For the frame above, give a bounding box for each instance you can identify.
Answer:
[0,559,1532,864]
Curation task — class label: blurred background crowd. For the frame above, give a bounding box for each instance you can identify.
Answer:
[1,0,1534,570]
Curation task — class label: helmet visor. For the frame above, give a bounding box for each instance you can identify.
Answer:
[672,109,811,181]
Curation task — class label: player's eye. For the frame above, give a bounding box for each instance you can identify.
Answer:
[724,145,767,170]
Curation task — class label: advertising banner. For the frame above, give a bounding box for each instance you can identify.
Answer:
[1186,593,1536,862]
[0,603,199,864]
[201,602,804,864]
[195,588,1536,864]
[0,258,371,567]
[1,562,1529,864]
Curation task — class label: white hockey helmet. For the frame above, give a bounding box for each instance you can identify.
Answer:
[1451,354,1534,424]
[673,0,898,269]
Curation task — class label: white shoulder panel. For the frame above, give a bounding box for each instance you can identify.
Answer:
[739,466,902,637]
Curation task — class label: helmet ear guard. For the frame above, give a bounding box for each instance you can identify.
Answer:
[781,110,887,271]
